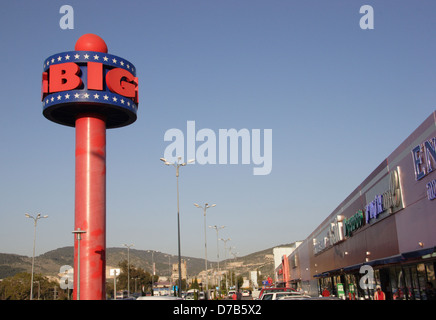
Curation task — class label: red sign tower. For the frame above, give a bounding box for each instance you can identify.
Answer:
[41,34,138,299]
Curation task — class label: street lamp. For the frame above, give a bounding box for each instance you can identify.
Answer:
[209,225,225,288]
[25,213,48,300]
[219,237,231,292]
[147,250,159,295]
[72,228,86,300]
[194,203,216,297]
[123,243,134,297]
[160,156,194,297]
[231,250,239,290]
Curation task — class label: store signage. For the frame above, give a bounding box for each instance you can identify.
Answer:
[427,179,436,200]
[41,51,138,128]
[343,210,364,237]
[365,168,402,224]
[313,216,344,255]
[411,137,436,180]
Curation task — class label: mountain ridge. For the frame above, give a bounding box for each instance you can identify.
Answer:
[0,243,297,280]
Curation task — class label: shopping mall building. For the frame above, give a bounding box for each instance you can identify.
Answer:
[276,111,436,300]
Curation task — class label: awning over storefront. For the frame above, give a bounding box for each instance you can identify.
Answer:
[313,247,436,278]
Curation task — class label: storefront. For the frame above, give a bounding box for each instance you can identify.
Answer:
[279,111,436,300]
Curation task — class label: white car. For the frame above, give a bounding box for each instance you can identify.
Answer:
[242,290,251,297]
[260,292,306,300]
[137,295,183,300]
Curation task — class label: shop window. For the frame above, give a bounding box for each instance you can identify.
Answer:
[425,263,435,285]
[410,266,421,299]
[425,263,436,300]
[403,267,413,300]
[390,266,407,300]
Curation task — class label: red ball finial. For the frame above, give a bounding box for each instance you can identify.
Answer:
[75,34,108,53]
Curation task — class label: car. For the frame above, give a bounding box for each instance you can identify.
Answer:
[242,290,251,297]
[278,295,340,300]
[258,287,296,300]
[198,291,207,300]
[261,292,306,300]
[227,290,236,299]
[137,295,184,300]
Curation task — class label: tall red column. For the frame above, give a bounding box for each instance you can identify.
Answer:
[73,114,106,300]
[72,35,109,300]
[41,33,138,300]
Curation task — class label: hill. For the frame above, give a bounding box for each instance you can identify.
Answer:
[0,243,297,280]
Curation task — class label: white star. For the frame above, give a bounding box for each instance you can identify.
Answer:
[65,54,70,60]
[103,56,108,62]
[93,54,99,60]
[57,56,62,61]
[94,93,100,99]
[51,58,55,63]
[83,93,89,98]
[127,64,130,69]
[46,60,50,66]
[51,97,55,102]
[74,93,80,98]
[120,99,125,104]
[84,54,90,59]
[120,61,124,66]
[112,58,117,64]
[112,96,117,102]
[65,94,70,99]
[57,95,62,100]
[46,99,49,104]
[74,54,80,59]
[127,102,130,106]
[103,95,109,100]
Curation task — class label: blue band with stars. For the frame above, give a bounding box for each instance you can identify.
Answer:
[43,51,136,76]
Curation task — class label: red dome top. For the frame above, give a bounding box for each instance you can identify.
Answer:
[75,34,108,53]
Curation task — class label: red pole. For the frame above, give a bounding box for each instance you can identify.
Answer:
[73,114,106,300]
[42,33,138,300]
[71,34,109,300]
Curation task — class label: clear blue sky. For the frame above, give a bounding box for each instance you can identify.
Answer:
[1,1,435,261]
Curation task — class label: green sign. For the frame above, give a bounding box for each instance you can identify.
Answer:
[337,283,345,299]
[343,210,364,237]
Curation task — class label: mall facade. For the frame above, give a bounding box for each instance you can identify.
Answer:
[276,111,436,300]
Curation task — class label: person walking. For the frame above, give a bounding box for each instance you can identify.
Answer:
[374,285,386,300]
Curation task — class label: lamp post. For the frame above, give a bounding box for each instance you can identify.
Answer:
[219,237,231,292]
[72,228,86,300]
[160,156,194,297]
[209,225,225,288]
[194,203,216,297]
[123,243,134,297]
[25,213,48,300]
[231,250,239,290]
[147,250,158,295]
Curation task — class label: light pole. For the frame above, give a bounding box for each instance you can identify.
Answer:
[231,250,239,290]
[160,156,194,297]
[209,225,225,288]
[25,213,48,300]
[219,237,231,292]
[147,250,159,295]
[72,228,86,300]
[194,203,216,297]
[123,243,134,297]
[167,255,172,295]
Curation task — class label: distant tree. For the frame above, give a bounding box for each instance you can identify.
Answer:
[236,275,243,290]
[114,260,155,296]
[0,272,60,300]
